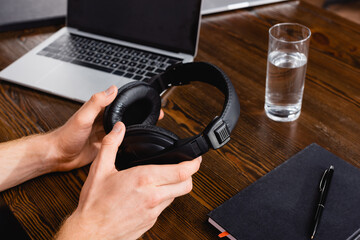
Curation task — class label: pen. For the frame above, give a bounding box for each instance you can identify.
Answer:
[346,227,360,240]
[310,165,334,239]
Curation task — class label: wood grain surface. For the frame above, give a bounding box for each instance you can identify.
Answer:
[0,1,359,239]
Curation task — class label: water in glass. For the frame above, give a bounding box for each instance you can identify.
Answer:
[265,50,308,122]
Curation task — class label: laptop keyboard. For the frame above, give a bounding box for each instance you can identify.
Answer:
[37,33,182,81]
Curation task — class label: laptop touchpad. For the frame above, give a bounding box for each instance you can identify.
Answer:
[38,62,132,102]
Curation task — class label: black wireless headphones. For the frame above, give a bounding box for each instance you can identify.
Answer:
[103,62,240,170]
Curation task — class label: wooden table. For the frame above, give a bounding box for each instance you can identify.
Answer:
[1,1,359,239]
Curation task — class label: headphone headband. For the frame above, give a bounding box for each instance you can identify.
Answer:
[146,62,240,149]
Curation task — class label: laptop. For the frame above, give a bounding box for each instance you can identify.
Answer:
[201,0,288,15]
[0,0,202,102]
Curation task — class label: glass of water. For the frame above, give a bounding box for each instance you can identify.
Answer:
[265,23,311,122]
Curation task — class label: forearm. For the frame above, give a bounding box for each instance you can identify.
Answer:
[0,133,58,191]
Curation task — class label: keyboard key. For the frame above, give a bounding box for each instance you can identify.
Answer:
[52,54,62,59]
[138,53,150,58]
[132,51,141,56]
[155,69,163,74]
[133,75,142,80]
[118,65,128,71]
[127,67,136,73]
[138,64,146,69]
[146,66,155,71]
[124,73,134,78]
[113,70,125,76]
[146,72,156,77]
[168,59,179,64]
[149,55,158,60]
[158,57,166,62]
[43,46,60,53]
[72,60,113,73]
[61,56,72,62]
[110,63,119,69]
[136,70,146,75]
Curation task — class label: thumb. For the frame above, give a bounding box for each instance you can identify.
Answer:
[72,85,118,129]
[92,122,126,173]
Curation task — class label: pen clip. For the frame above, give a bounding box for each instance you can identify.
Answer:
[319,169,328,191]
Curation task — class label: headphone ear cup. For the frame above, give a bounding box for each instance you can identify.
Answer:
[103,82,161,133]
[115,124,179,170]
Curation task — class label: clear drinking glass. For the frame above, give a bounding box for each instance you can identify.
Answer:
[265,23,311,122]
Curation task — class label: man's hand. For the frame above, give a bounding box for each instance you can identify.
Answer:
[0,85,165,191]
[55,122,202,240]
[48,85,118,171]
[49,85,164,172]
[0,85,118,191]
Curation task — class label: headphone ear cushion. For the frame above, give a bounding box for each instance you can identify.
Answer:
[103,82,161,133]
[126,124,179,140]
[115,124,179,170]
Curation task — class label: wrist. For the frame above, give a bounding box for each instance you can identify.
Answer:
[44,128,69,173]
[55,210,98,240]
[55,212,83,240]
[35,131,61,174]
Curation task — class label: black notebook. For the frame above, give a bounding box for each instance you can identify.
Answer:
[0,0,66,32]
[208,143,360,240]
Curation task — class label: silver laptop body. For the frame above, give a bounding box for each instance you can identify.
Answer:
[201,0,288,15]
[0,0,202,102]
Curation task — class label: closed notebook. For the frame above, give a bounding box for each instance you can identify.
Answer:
[208,143,360,240]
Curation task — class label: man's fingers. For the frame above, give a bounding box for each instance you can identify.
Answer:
[138,157,202,186]
[157,178,193,201]
[158,109,164,120]
[94,122,125,172]
[146,178,192,209]
[73,85,118,128]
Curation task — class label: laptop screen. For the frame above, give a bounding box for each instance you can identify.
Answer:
[67,0,201,55]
